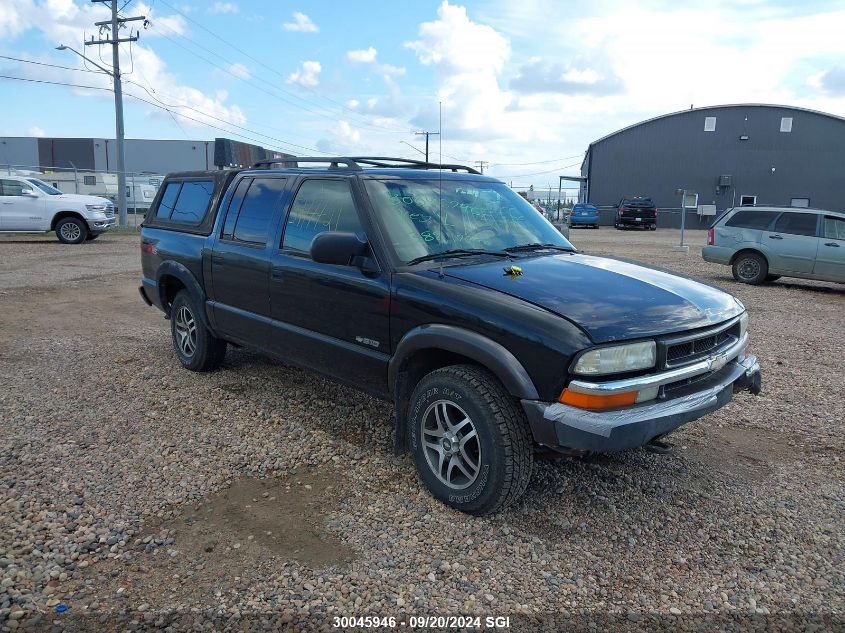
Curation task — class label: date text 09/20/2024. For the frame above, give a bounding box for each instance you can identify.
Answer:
[331,615,511,628]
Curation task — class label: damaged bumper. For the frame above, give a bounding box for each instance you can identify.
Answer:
[522,354,761,453]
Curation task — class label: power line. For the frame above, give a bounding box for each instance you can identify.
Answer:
[0,74,112,92]
[498,160,584,180]
[154,0,410,134]
[147,7,409,136]
[0,54,102,74]
[492,153,584,166]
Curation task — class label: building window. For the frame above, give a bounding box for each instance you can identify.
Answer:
[780,117,793,132]
[740,195,757,206]
[704,117,716,132]
[83,175,96,186]
[790,198,809,208]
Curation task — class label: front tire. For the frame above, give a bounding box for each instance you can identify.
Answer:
[732,252,768,284]
[55,217,88,244]
[408,365,533,516]
[170,290,227,371]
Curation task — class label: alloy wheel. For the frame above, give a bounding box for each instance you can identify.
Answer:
[60,222,81,241]
[174,306,197,357]
[420,400,481,490]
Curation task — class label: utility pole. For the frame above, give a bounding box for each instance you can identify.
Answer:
[84,1,145,227]
[414,131,440,163]
[474,161,489,174]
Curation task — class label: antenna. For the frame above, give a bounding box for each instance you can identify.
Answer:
[438,101,444,279]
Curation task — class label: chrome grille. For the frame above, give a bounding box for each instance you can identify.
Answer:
[663,320,739,369]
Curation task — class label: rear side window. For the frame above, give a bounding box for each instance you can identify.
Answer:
[155,183,180,219]
[155,179,214,225]
[823,216,845,240]
[724,209,778,230]
[282,179,364,256]
[772,212,818,237]
[231,177,287,245]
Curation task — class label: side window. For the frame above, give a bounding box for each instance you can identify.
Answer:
[221,178,252,239]
[155,182,181,219]
[823,216,845,240]
[724,210,778,230]
[282,179,363,255]
[0,179,24,196]
[170,180,214,224]
[232,177,287,245]
[772,212,818,237]
[83,175,96,186]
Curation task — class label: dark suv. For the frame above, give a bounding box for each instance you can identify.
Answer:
[139,157,761,515]
[615,196,658,230]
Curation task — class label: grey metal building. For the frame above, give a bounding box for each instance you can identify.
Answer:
[580,104,845,227]
[0,136,292,173]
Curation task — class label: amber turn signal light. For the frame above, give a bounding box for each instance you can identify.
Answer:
[559,388,637,410]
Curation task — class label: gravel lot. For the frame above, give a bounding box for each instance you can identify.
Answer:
[0,230,842,632]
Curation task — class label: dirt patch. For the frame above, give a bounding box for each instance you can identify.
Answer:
[165,465,354,570]
[685,424,797,481]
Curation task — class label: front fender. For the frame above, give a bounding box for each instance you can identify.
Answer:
[388,324,539,400]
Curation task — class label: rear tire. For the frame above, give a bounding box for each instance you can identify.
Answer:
[408,365,533,516]
[732,252,768,285]
[55,217,88,244]
[170,290,227,371]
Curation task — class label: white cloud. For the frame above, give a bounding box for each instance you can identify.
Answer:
[209,2,238,14]
[228,62,250,79]
[347,47,377,63]
[282,11,318,33]
[315,120,366,154]
[28,125,45,137]
[287,60,321,88]
[0,0,244,131]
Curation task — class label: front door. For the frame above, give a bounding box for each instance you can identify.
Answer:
[0,179,45,230]
[814,215,845,282]
[210,176,288,346]
[761,211,820,274]
[268,177,391,396]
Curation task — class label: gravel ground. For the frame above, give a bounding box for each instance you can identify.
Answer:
[0,231,842,632]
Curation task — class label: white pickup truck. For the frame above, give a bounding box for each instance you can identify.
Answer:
[0,175,116,243]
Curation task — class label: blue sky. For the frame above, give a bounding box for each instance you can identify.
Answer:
[1,0,844,187]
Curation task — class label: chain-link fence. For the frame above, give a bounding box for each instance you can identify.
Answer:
[2,163,165,228]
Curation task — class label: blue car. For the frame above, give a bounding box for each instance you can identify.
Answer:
[570,203,600,228]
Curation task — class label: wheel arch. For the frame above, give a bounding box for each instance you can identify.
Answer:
[389,325,539,455]
[51,211,87,230]
[155,261,210,329]
[729,247,769,267]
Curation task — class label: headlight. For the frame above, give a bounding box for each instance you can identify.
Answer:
[86,204,107,212]
[573,341,656,375]
[739,312,748,338]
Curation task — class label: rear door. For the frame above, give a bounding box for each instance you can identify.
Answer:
[761,212,820,274]
[0,179,45,230]
[814,215,845,281]
[210,176,288,345]
[268,177,391,396]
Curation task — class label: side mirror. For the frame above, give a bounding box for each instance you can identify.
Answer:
[21,188,37,197]
[310,231,369,266]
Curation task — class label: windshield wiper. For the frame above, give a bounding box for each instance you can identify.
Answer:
[406,248,511,266]
[504,243,575,253]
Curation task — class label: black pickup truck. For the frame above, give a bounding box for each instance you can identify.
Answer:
[614,196,659,230]
[139,157,761,515]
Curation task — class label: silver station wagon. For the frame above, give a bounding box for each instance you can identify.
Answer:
[702,206,845,284]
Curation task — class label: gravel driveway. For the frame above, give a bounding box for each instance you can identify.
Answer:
[0,231,842,632]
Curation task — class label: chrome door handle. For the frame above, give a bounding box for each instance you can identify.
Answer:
[768,235,783,239]
[824,242,840,247]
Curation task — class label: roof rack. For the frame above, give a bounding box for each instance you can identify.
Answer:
[251,156,481,175]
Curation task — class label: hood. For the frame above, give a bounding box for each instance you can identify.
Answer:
[441,253,742,343]
[56,193,113,205]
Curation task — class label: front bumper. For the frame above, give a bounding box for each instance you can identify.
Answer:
[88,216,117,232]
[522,354,761,453]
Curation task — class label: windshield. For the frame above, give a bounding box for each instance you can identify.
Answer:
[364,178,573,264]
[26,178,63,195]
